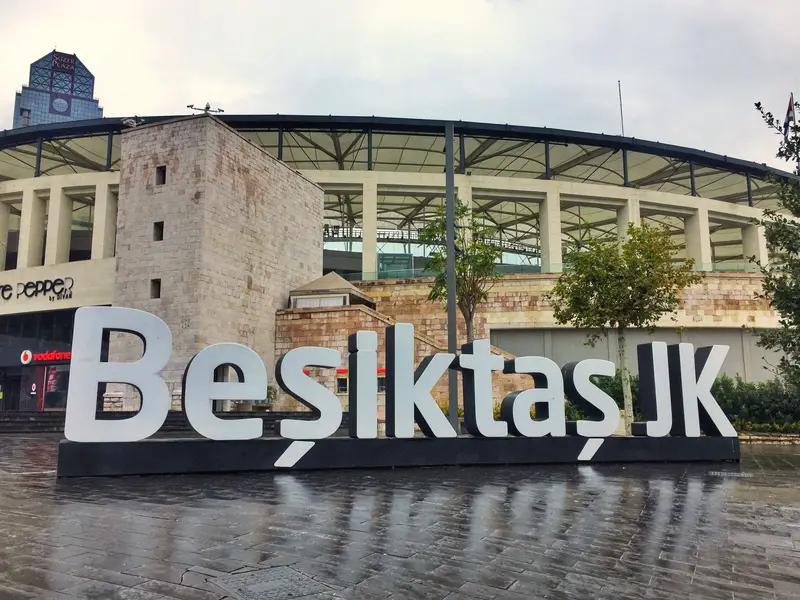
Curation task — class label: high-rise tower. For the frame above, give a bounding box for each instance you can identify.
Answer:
[12,50,103,129]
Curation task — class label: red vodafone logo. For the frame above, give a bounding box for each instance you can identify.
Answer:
[19,349,71,364]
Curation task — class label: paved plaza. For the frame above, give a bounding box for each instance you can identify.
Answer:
[0,438,799,599]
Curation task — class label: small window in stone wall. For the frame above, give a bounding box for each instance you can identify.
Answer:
[336,378,348,394]
[378,376,386,393]
[153,221,164,241]
[150,279,161,299]
[155,165,167,185]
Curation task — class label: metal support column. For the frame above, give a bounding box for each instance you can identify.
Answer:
[545,141,551,180]
[367,128,373,171]
[105,132,114,171]
[746,173,753,207]
[690,160,697,196]
[622,149,629,187]
[277,127,284,161]
[445,122,459,433]
[34,137,43,177]
[458,131,466,174]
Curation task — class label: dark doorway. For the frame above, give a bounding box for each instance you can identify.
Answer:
[1,376,21,411]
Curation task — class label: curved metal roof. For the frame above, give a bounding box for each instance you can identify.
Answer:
[1,113,794,182]
[1,114,791,271]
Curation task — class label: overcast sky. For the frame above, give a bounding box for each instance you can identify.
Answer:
[1,0,798,170]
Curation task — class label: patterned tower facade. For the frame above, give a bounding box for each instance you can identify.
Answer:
[12,51,103,129]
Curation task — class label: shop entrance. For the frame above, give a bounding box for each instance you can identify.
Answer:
[0,372,21,411]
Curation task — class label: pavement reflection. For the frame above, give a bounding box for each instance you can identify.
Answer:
[0,437,798,598]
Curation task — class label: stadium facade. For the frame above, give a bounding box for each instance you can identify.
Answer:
[0,113,789,413]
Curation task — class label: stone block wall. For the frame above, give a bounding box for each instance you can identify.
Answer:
[272,305,531,414]
[111,115,323,407]
[356,272,777,348]
[271,272,776,415]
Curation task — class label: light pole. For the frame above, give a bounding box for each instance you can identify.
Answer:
[444,123,459,433]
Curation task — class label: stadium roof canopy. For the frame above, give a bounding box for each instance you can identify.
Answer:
[1,114,795,211]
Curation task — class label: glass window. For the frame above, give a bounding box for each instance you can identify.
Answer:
[0,144,38,180]
[21,313,38,340]
[378,376,386,393]
[336,378,348,394]
[38,311,55,343]
[7,315,21,338]
[38,135,108,176]
[282,129,369,171]
[372,132,445,173]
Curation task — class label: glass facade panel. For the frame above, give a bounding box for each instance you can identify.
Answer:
[627,152,692,195]
[38,135,109,176]
[69,192,94,262]
[239,130,279,159]
[371,132,445,173]
[3,201,21,271]
[547,143,623,186]
[282,129,369,171]
[459,138,547,179]
[710,222,745,269]
[0,144,38,181]
[695,168,749,203]
[109,133,121,170]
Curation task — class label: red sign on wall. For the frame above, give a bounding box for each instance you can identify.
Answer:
[20,350,71,364]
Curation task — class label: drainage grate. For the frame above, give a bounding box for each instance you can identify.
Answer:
[211,566,334,600]
[708,471,753,478]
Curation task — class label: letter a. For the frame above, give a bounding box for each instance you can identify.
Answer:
[65,307,172,442]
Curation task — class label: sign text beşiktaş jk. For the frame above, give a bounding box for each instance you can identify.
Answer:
[63,306,737,443]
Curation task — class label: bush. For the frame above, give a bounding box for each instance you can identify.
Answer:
[712,374,800,427]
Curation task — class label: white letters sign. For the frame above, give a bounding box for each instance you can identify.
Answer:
[64,307,737,448]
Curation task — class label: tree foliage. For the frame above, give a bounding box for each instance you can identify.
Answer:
[418,197,503,342]
[753,100,800,386]
[546,222,702,432]
[548,222,702,338]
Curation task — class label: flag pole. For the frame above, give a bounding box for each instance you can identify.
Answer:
[618,80,625,137]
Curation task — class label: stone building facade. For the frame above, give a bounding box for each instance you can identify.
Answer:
[110,115,324,408]
[271,271,779,411]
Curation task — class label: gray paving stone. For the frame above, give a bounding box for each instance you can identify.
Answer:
[1,436,800,598]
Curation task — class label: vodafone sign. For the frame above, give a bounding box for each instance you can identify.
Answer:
[19,350,72,365]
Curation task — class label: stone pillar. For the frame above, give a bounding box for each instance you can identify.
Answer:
[458,180,473,243]
[616,197,641,240]
[685,207,712,271]
[91,182,117,259]
[539,191,562,273]
[16,188,45,269]
[0,202,9,270]
[44,185,72,265]
[112,114,324,403]
[362,176,378,280]
[742,223,768,271]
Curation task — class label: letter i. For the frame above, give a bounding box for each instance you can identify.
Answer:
[348,331,378,439]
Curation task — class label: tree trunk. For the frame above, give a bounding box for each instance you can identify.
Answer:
[618,328,634,435]
[465,317,475,343]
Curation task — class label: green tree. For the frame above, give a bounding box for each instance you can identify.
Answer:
[753,99,800,386]
[546,223,702,433]
[418,197,503,342]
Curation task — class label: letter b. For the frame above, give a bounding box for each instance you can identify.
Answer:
[64,307,172,442]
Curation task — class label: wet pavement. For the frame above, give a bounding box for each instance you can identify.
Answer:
[0,438,799,599]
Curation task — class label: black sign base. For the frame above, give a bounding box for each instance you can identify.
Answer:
[56,435,740,478]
